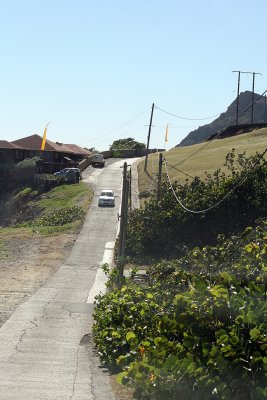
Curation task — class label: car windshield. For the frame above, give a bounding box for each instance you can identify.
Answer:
[101,192,113,197]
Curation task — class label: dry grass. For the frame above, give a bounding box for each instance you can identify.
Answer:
[138,128,267,199]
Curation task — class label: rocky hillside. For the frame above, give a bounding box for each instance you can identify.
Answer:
[177,91,267,147]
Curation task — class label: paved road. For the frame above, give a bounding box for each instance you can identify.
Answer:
[0,158,139,400]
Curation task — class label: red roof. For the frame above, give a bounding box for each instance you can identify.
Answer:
[12,134,76,153]
[0,140,23,149]
[57,143,92,156]
[10,134,92,157]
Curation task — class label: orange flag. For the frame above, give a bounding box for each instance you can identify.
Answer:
[41,123,49,150]
[165,124,168,143]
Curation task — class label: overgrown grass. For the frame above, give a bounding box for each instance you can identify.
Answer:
[15,187,38,200]
[1,182,93,236]
[138,128,267,204]
[38,182,92,213]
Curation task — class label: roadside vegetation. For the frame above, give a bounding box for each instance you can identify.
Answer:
[110,137,146,158]
[126,149,267,259]
[93,133,267,400]
[0,182,93,236]
[138,128,267,202]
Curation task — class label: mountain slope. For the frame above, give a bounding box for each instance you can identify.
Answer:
[177,91,267,147]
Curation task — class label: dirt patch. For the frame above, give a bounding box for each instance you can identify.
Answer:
[109,374,135,400]
[0,229,134,399]
[0,230,76,327]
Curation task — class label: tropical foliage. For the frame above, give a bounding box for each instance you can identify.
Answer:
[126,150,267,259]
[110,138,146,151]
[93,150,267,399]
[93,221,267,399]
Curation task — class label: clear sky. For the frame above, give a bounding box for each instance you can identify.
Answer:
[1,0,267,151]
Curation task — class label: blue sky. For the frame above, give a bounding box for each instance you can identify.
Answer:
[0,0,267,151]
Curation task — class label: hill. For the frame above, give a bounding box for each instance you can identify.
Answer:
[177,91,267,147]
[138,127,267,198]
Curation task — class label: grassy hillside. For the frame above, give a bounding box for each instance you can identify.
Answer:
[0,182,93,235]
[138,128,267,198]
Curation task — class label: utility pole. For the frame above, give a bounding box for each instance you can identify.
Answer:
[117,162,129,283]
[121,177,129,261]
[232,70,262,125]
[251,72,262,124]
[157,153,163,201]
[117,163,127,264]
[144,103,155,171]
[129,167,132,211]
[232,71,241,125]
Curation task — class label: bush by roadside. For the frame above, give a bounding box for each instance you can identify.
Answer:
[125,151,267,260]
[93,220,267,399]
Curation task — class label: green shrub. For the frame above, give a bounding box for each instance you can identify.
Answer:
[29,206,85,226]
[126,151,267,259]
[93,221,267,399]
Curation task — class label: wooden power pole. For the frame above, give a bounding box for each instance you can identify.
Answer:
[157,153,163,201]
[144,103,155,171]
[117,162,129,282]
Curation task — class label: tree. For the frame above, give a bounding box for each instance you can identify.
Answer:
[110,138,146,151]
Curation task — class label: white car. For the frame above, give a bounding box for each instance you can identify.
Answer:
[98,190,115,207]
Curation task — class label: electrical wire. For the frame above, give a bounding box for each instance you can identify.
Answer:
[80,107,150,147]
[163,147,267,214]
[155,105,221,121]
[87,125,145,147]
[168,88,267,169]
[146,124,199,129]
[164,161,195,179]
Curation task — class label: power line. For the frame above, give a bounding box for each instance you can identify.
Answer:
[155,105,220,121]
[146,124,199,129]
[87,125,145,147]
[80,107,150,147]
[163,147,267,214]
[169,88,267,170]
[164,160,195,179]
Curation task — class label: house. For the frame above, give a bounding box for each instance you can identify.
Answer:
[55,143,92,158]
[0,140,24,164]
[0,134,93,173]
[8,134,92,172]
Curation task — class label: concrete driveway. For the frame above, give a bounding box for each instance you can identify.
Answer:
[0,158,139,400]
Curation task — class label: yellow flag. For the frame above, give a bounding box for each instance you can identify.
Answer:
[41,123,49,150]
[165,124,168,143]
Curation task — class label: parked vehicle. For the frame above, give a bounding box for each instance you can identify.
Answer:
[54,168,81,183]
[90,154,105,168]
[98,190,115,207]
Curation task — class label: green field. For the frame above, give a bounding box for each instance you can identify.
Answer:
[138,128,267,197]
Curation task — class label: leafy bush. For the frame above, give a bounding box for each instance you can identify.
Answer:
[110,138,146,151]
[15,187,37,200]
[126,151,267,259]
[93,221,267,399]
[28,206,84,227]
[15,156,40,169]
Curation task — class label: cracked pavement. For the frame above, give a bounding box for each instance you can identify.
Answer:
[0,158,140,399]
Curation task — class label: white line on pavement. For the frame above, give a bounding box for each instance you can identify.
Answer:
[86,241,115,303]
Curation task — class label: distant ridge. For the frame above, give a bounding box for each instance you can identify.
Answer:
[177,91,267,147]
